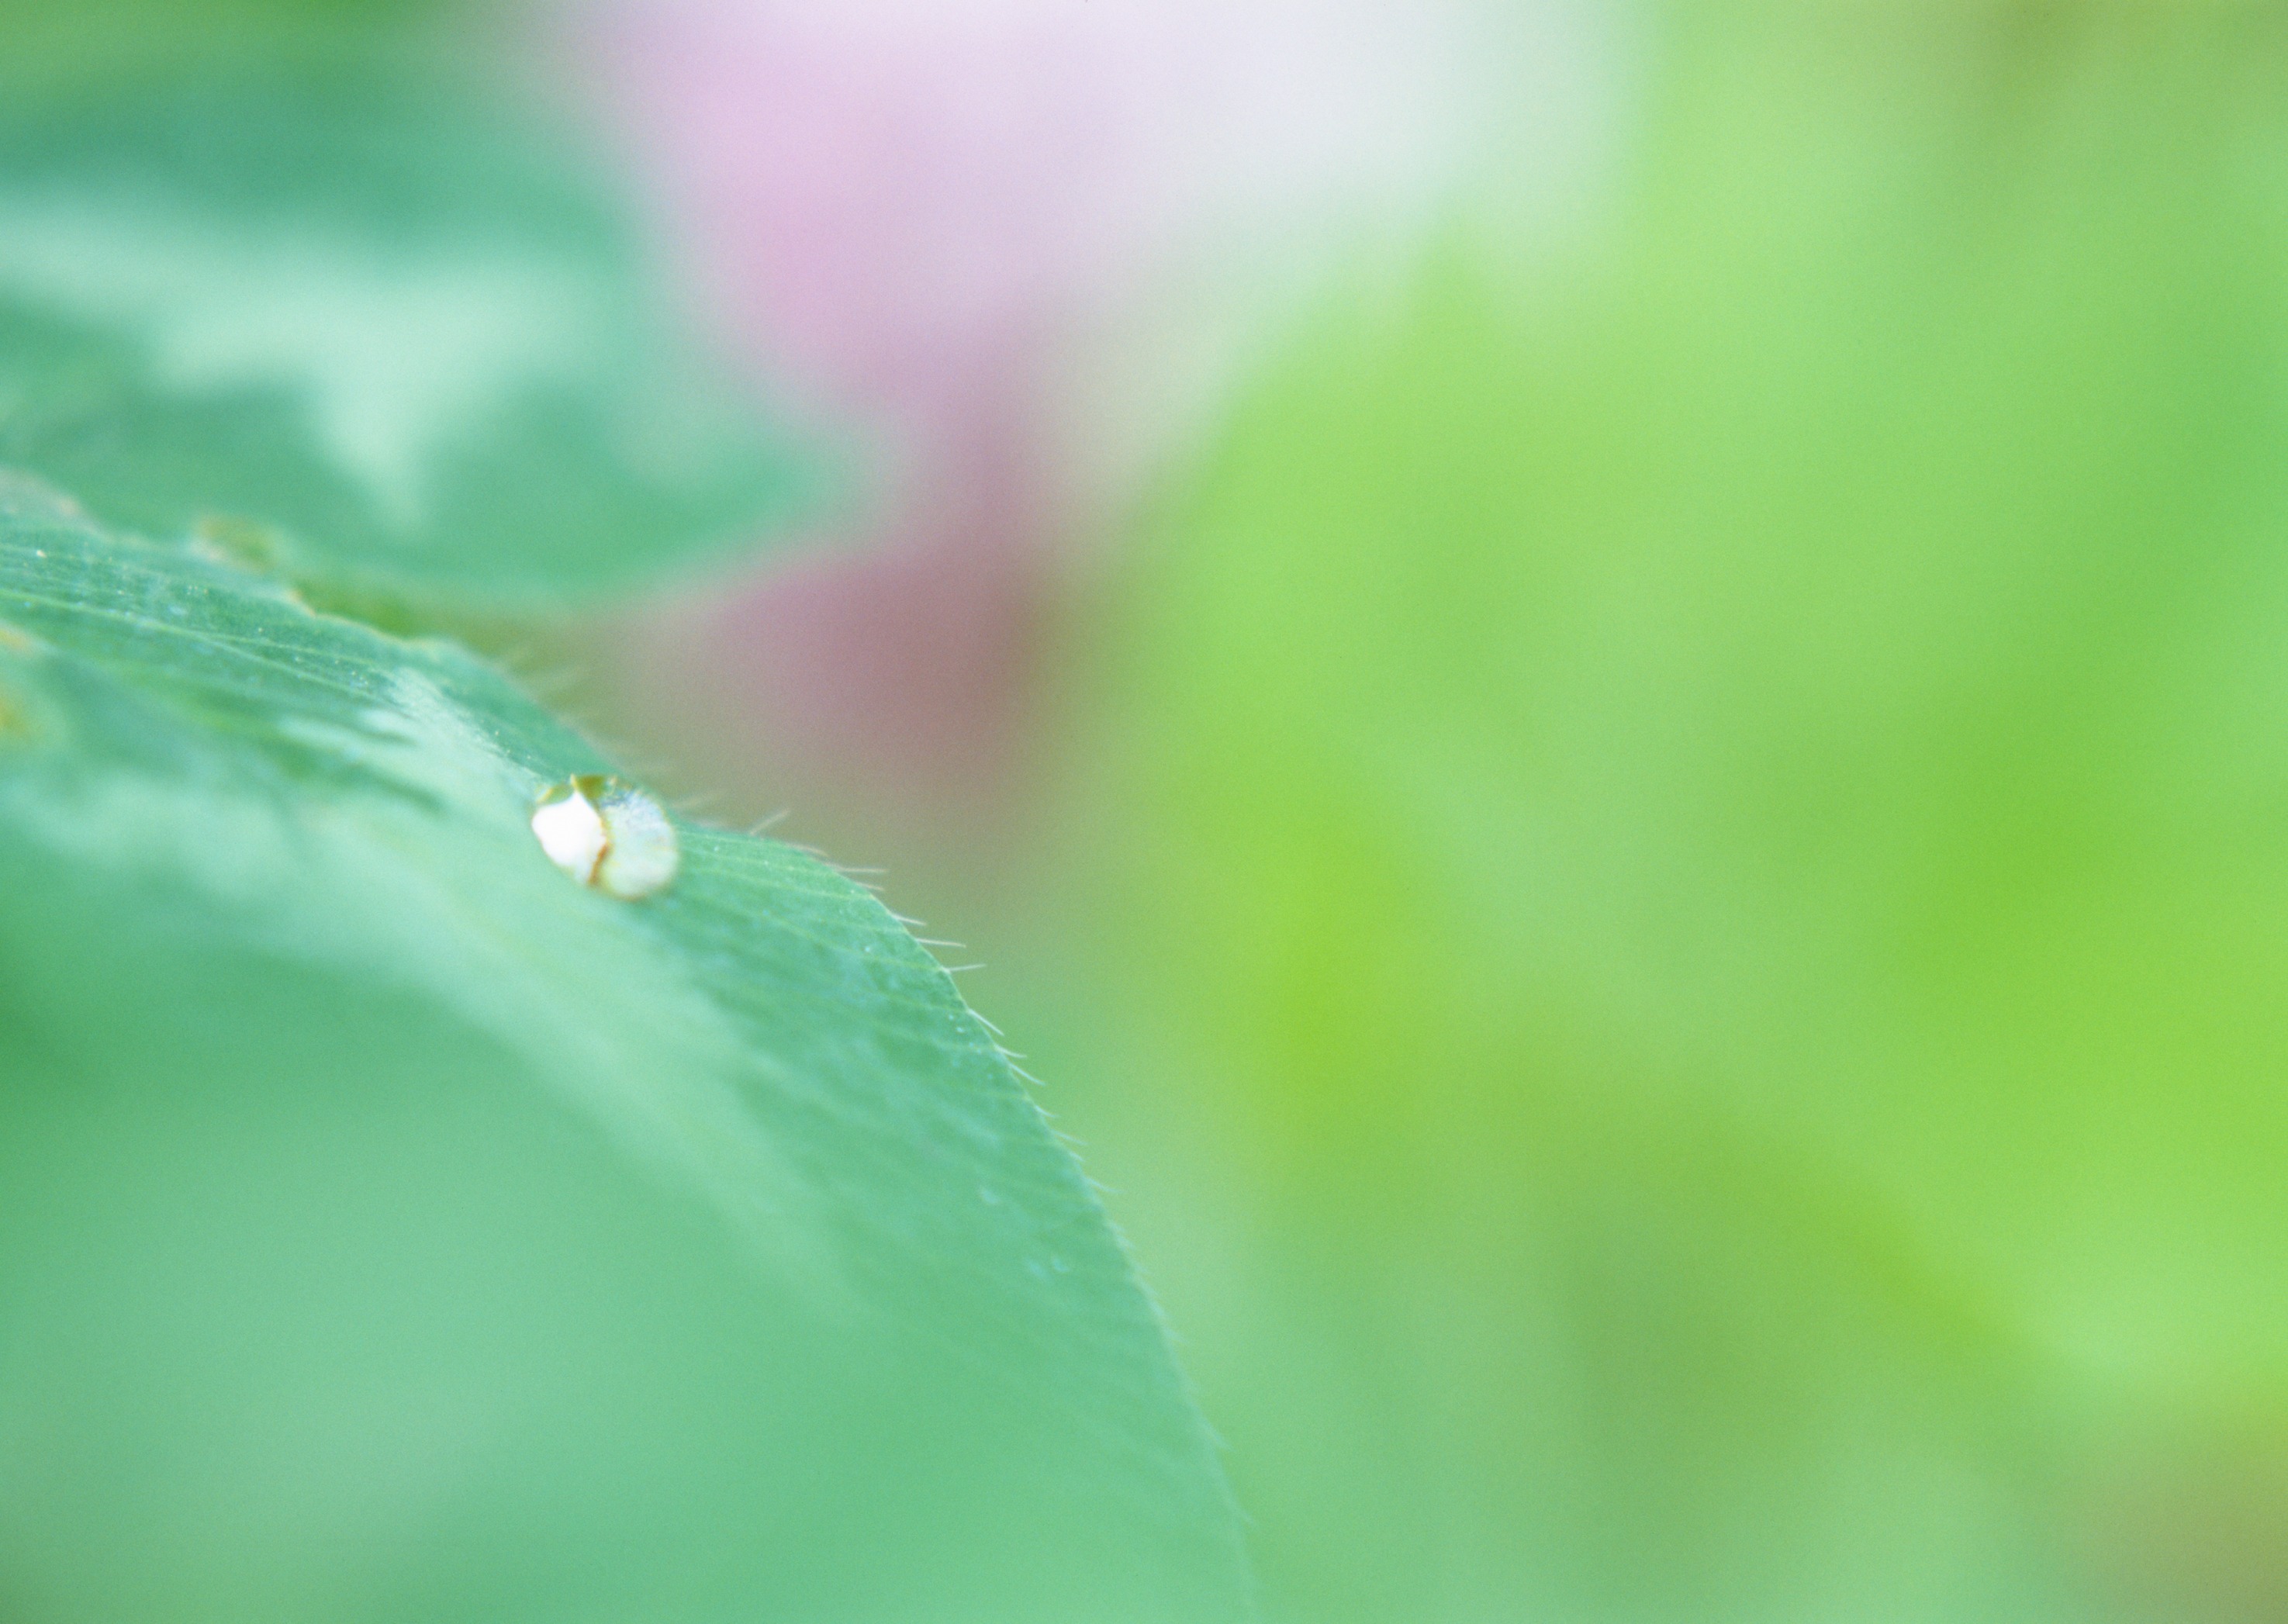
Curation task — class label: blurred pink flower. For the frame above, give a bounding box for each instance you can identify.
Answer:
[564,0,1606,831]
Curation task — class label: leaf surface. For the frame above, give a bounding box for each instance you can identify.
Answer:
[0,473,1247,1622]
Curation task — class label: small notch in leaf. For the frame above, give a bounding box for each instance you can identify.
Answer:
[189,515,290,578]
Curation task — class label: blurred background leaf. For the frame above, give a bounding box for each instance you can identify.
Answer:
[0,476,1249,1621]
[0,5,832,613]
[0,0,452,95]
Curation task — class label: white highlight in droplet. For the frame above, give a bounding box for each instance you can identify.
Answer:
[532,775,679,900]
[531,782,610,883]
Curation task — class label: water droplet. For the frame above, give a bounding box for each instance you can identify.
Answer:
[532,774,679,900]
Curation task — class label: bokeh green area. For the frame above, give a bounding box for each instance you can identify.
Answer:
[968,8,2288,1620]
[0,0,828,613]
[0,0,456,94]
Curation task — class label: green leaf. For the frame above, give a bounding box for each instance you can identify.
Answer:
[0,0,449,99]
[0,70,831,610]
[0,472,1248,1621]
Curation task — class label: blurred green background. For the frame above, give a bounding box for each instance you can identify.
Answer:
[16,0,2288,1618]
[873,6,2288,1619]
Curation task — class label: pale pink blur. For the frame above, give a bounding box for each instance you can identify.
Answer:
[565,0,1603,831]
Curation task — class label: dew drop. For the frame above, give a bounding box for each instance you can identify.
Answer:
[532,774,679,900]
